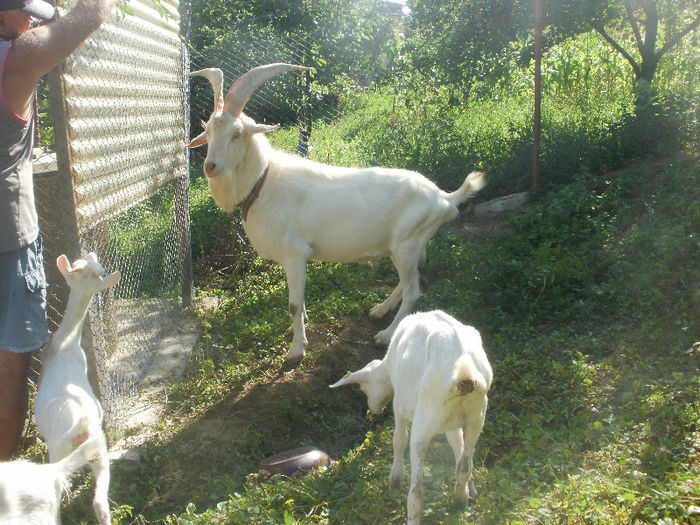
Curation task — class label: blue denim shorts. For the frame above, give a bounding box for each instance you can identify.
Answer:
[0,236,51,353]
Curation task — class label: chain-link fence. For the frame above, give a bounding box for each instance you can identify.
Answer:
[32,0,397,437]
[32,0,344,439]
[187,22,364,161]
[33,0,192,433]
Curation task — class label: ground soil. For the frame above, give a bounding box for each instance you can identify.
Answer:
[136,314,390,517]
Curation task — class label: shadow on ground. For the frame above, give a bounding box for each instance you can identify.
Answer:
[113,313,389,519]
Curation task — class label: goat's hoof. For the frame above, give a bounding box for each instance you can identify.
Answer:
[93,500,111,525]
[285,349,305,362]
[454,489,470,505]
[369,305,386,320]
[389,474,405,489]
[373,329,392,346]
[466,478,478,499]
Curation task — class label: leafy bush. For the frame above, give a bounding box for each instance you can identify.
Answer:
[423,158,699,339]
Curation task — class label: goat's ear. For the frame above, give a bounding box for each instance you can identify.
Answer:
[250,123,279,135]
[329,372,361,388]
[56,254,72,279]
[102,270,121,289]
[330,366,374,388]
[186,130,207,149]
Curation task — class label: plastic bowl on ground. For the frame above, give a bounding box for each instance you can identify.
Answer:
[259,446,336,477]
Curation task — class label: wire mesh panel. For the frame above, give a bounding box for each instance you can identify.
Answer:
[33,0,191,431]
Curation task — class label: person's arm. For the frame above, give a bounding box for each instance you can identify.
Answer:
[3,0,116,117]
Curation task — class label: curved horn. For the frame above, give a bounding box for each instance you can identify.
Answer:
[186,130,207,149]
[223,63,312,118]
[188,68,224,113]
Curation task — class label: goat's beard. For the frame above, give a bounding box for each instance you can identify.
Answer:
[207,173,235,212]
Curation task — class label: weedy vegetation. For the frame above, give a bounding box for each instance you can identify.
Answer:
[69,151,695,525]
[21,14,700,525]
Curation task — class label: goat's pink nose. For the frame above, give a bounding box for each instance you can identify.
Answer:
[204,161,217,176]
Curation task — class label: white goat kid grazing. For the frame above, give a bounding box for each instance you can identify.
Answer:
[34,253,120,525]
[330,310,493,525]
[187,64,486,360]
[0,430,102,525]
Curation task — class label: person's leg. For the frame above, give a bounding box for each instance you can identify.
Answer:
[0,237,50,460]
[0,348,33,459]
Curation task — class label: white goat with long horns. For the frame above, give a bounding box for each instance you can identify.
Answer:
[187,63,485,360]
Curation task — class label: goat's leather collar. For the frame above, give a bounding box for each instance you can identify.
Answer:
[237,164,270,221]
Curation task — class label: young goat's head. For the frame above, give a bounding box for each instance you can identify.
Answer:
[330,359,394,414]
[56,253,120,294]
[186,63,311,179]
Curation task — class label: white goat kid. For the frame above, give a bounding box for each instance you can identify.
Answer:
[34,253,120,525]
[187,64,486,360]
[330,310,493,525]
[0,430,101,525]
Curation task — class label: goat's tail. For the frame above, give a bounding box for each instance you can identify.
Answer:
[56,416,102,479]
[453,356,483,396]
[52,433,102,492]
[447,171,486,207]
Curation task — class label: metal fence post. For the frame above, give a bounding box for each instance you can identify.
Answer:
[177,0,193,308]
[532,0,544,189]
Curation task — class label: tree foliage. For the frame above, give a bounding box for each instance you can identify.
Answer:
[187,0,400,86]
[405,0,531,89]
[405,0,700,94]
[588,0,700,85]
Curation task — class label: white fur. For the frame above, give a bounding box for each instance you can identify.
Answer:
[34,253,120,525]
[0,429,101,525]
[191,66,486,360]
[330,310,493,525]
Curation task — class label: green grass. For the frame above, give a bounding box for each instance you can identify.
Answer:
[166,337,699,525]
[48,151,698,524]
[270,81,692,206]
[31,27,699,523]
